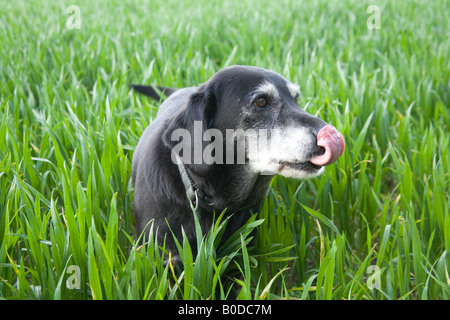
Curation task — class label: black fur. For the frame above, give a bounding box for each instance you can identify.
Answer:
[130,84,177,101]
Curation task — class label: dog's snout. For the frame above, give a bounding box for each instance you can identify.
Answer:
[309,125,345,166]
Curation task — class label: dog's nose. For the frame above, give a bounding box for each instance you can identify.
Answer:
[310,125,345,166]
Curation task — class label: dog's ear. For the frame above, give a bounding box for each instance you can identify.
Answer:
[162,85,217,146]
[162,85,218,175]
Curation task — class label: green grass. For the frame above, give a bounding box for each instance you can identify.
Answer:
[0,0,449,300]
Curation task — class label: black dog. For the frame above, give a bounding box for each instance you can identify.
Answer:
[131,65,344,256]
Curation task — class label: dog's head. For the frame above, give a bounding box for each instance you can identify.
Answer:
[163,65,345,179]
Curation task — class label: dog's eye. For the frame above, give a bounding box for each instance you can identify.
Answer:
[254,97,267,108]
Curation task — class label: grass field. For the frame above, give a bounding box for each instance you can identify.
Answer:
[0,0,449,300]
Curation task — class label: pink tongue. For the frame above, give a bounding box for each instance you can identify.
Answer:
[310,125,345,166]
